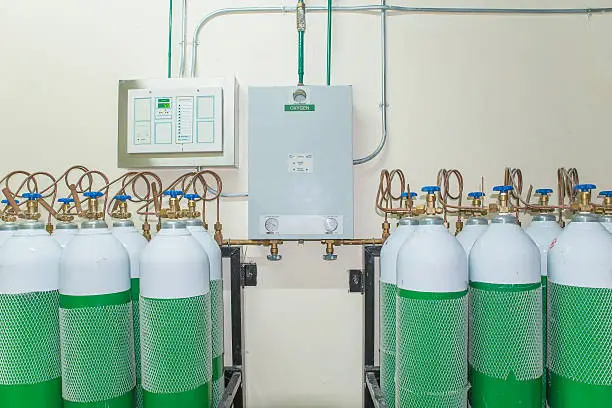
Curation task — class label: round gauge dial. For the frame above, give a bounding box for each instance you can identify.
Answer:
[324,217,339,233]
[265,217,279,233]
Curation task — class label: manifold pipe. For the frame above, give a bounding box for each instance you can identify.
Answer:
[186,4,612,164]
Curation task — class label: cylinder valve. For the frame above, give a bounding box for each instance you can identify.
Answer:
[571,184,596,213]
[489,185,514,214]
[83,191,105,220]
[1,199,18,222]
[597,190,612,215]
[111,195,132,220]
[160,190,183,219]
[57,198,75,222]
[183,194,202,220]
[20,192,42,220]
[417,186,443,216]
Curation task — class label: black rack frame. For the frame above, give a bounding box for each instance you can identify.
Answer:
[219,246,245,408]
[363,245,388,408]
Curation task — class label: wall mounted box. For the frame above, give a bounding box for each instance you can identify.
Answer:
[118,77,238,168]
[248,85,354,240]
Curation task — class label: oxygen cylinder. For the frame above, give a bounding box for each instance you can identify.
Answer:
[597,191,612,233]
[60,191,135,408]
[395,186,468,408]
[456,192,488,256]
[379,192,418,408]
[548,184,612,407]
[111,195,148,408]
[183,193,224,406]
[524,188,562,406]
[140,191,212,407]
[52,198,78,248]
[0,199,19,246]
[469,185,542,408]
[0,193,62,407]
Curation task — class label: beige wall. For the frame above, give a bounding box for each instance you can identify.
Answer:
[1,0,612,406]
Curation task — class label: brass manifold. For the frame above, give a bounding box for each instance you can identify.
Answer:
[221,238,384,262]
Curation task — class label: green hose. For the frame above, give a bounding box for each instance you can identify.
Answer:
[298,30,304,85]
[167,0,173,78]
[326,0,332,85]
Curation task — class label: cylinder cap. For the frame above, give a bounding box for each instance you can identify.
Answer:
[574,184,596,192]
[84,191,104,199]
[58,197,74,204]
[467,192,484,199]
[599,191,612,198]
[535,188,553,195]
[493,185,514,193]
[163,190,183,198]
[184,193,200,200]
[21,192,42,200]
[114,194,132,202]
[1,199,19,204]
[421,186,440,194]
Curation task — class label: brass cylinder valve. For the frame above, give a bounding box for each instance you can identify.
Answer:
[489,185,514,214]
[1,199,18,222]
[182,194,202,220]
[467,192,486,214]
[159,190,183,219]
[597,190,612,215]
[415,186,443,216]
[535,188,553,208]
[57,197,75,222]
[20,192,42,221]
[82,191,105,220]
[571,184,596,213]
[111,195,132,219]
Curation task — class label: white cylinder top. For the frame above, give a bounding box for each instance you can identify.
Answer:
[140,226,210,299]
[456,223,488,256]
[60,228,130,296]
[525,220,562,277]
[52,228,78,249]
[380,221,418,284]
[112,225,148,279]
[397,219,467,292]
[469,219,541,284]
[0,228,62,294]
[549,218,612,288]
[186,224,222,281]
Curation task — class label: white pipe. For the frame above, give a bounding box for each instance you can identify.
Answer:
[178,0,188,77]
[353,0,387,165]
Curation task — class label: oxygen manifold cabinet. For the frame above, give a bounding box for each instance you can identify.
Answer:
[248,85,354,240]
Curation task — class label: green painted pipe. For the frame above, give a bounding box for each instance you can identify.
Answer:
[326,0,332,85]
[168,0,173,78]
[298,30,304,85]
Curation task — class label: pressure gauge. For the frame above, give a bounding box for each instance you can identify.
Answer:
[324,217,339,233]
[265,217,279,233]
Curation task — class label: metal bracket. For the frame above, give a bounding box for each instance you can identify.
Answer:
[241,263,258,287]
[349,269,364,293]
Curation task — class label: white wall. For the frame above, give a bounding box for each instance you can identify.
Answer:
[1,0,612,406]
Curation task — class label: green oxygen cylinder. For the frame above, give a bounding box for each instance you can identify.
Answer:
[548,185,612,407]
[0,205,62,408]
[139,191,212,407]
[395,186,469,408]
[468,186,542,408]
[379,193,418,408]
[59,192,135,408]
